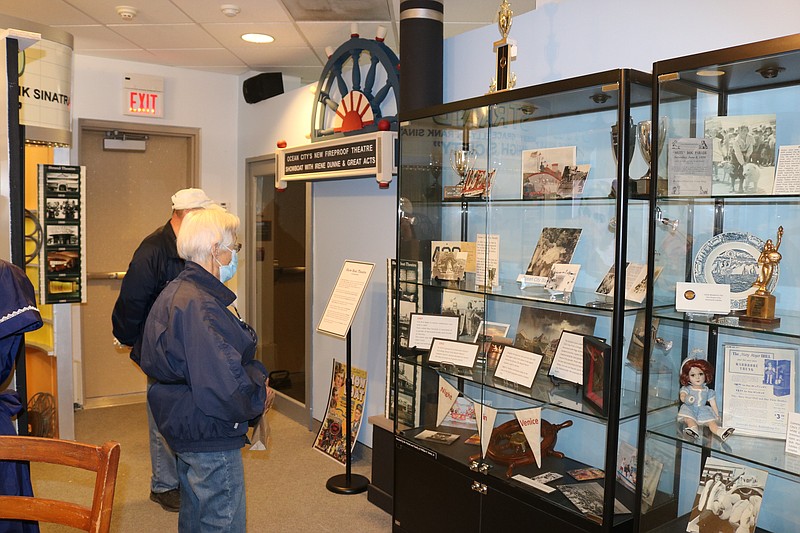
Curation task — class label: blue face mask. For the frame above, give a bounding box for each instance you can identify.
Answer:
[217,247,238,283]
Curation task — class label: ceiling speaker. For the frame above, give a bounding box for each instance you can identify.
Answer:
[243,72,284,104]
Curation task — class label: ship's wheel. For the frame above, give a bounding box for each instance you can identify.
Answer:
[311,33,400,142]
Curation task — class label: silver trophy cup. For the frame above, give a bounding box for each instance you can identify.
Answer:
[635,117,667,195]
[450,148,477,188]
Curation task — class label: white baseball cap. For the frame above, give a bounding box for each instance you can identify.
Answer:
[171,188,216,210]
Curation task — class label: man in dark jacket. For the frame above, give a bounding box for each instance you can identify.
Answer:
[111,188,217,512]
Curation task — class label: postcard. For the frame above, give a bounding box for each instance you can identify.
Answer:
[545,263,581,293]
[414,430,460,445]
[521,146,577,199]
[567,467,604,481]
[525,227,582,281]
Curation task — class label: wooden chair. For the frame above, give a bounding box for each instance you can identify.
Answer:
[0,436,121,533]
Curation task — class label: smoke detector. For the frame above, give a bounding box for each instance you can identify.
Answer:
[116,6,138,21]
[221,4,241,17]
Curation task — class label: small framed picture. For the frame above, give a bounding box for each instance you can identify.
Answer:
[583,336,611,416]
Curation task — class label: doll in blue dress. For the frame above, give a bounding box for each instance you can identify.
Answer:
[678,357,734,441]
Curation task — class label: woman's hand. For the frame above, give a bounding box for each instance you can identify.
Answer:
[265,377,276,413]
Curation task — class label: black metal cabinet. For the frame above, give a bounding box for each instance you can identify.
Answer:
[638,34,800,533]
[392,69,652,532]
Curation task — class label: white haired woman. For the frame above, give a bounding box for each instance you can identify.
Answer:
[141,208,273,532]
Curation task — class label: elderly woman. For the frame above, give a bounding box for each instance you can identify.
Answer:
[140,208,272,533]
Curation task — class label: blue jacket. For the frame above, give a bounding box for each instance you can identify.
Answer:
[140,262,267,453]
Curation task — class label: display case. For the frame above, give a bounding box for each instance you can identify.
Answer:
[392,69,653,533]
[639,34,800,533]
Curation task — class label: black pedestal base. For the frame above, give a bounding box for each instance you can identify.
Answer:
[326,473,369,495]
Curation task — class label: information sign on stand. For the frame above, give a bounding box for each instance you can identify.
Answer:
[317,260,374,495]
[318,260,375,338]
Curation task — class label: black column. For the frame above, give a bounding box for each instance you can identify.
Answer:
[7,37,29,436]
[399,0,443,115]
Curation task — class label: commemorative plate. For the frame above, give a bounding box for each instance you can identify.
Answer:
[692,231,778,311]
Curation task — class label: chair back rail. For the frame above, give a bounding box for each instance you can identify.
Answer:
[0,436,121,533]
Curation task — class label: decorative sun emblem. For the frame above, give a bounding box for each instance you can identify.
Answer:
[311,26,399,142]
[333,90,374,133]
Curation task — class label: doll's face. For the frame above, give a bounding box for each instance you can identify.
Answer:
[688,367,706,386]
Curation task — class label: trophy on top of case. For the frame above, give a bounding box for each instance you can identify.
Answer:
[489,0,517,93]
[741,226,783,328]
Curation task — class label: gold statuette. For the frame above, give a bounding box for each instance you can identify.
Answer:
[741,226,783,327]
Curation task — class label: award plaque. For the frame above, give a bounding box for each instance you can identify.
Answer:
[741,226,783,328]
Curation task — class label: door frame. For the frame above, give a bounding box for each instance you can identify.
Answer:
[245,154,313,428]
[74,119,199,413]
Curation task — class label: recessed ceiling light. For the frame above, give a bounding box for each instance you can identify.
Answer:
[242,33,274,44]
[697,69,725,77]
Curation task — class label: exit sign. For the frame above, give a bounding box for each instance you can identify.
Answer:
[123,73,164,118]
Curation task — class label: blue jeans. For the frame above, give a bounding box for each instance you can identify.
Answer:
[176,449,246,533]
[147,379,179,493]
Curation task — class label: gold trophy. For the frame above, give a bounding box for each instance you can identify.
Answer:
[489,0,517,93]
[741,226,783,327]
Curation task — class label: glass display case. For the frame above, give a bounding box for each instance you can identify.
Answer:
[392,69,652,533]
[640,34,800,533]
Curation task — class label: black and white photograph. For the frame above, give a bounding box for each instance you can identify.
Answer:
[45,197,80,221]
[46,225,79,247]
[514,306,597,374]
[558,482,629,523]
[704,114,777,195]
[442,289,485,340]
[525,227,582,278]
[685,456,768,533]
[545,263,581,292]
[414,429,460,445]
[556,164,590,197]
[521,146,576,198]
[45,170,80,195]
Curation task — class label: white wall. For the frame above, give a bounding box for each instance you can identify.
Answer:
[444,0,800,102]
[237,78,396,448]
[71,55,240,213]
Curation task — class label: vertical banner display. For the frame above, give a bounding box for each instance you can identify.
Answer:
[515,407,542,468]
[38,164,86,303]
[473,402,498,459]
[436,376,460,427]
[313,359,368,465]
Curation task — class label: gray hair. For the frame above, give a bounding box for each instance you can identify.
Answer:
[177,208,239,264]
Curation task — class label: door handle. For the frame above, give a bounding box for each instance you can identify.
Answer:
[87,271,127,280]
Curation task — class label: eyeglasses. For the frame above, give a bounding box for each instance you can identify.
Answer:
[225,243,242,253]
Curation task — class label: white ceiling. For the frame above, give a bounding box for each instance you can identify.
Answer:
[1,0,537,85]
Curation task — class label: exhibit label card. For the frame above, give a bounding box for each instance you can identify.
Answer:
[475,233,500,287]
[436,376,460,427]
[774,144,800,194]
[515,407,542,468]
[675,281,731,313]
[408,313,460,349]
[428,338,480,368]
[723,344,797,439]
[549,331,586,384]
[494,346,543,388]
[317,260,374,338]
[786,412,800,456]
[667,137,713,196]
